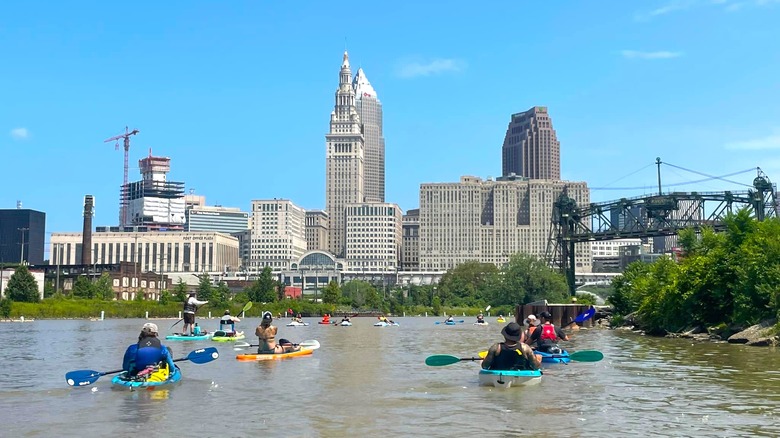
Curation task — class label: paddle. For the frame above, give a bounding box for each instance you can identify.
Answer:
[562,306,596,329]
[425,355,482,366]
[476,349,603,362]
[434,320,465,324]
[233,339,321,351]
[65,347,220,387]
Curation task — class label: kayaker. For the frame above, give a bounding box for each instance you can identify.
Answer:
[341,315,351,323]
[182,292,208,336]
[528,311,569,353]
[220,310,240,334]
[122,323,176,378]
[256,311,300,354]
[523,314,540,342]
[445,316,455,323]
[481,322,540,371]
[476,313,485,324]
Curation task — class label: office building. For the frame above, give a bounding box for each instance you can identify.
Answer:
[345,202,402,272]
[0,207,46,265]
[122,155,186,230]
[353,67,385,203]
[305,210,329,252]
[419,175,591,271]
[501,106,560,180]
[401,208,420,271]
[325,51,365,257]
[250,199,306,272]
[185,205,249,234]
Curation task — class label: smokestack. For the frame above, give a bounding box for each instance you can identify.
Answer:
[82,195,94,265]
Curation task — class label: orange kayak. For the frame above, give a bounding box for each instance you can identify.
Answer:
[236,348,314,361]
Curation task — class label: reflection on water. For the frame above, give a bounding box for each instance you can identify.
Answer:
[0,318,778,436]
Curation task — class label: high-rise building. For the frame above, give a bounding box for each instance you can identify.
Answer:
[419,175,590,272]
[501,106,561,180]
[250,199,306,272]
[185,205,249,235]
[305,210,329,252]
[122,155,186,230]
[345,203,402,272]
[353,67,385,203]
[325,51,365,257]
[401,208,420,271]
[0,208,46,265]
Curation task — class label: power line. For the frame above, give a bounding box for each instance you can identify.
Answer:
[591,167,757,191]
[663,163,755,188]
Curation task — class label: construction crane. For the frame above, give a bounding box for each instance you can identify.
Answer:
[104,127,139,226]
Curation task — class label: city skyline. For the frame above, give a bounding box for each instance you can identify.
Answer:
[2,1,779,245]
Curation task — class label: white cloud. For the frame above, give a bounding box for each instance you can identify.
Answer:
[635,0,696,20]
[725,133,780,150]
[636,0,777,19]
[10,128,29,140]
[620,50,684,59]
[396,58,464,79]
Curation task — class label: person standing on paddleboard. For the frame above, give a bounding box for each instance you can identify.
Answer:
[481,322,540,371]
[182,292,208,336]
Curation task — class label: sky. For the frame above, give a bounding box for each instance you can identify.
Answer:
[1,0,779,251]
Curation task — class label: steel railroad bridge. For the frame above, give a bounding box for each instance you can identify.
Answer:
[546,167,777,295]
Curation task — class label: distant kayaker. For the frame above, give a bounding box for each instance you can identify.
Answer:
[341,315,351,323]
[220,310,240,334]
[528,311,569,353]
[476,313,485,324]
[256,311,300,354]
[481,322,540,371]
[523,314,540,343]
[183,292,208,336]
[122,323,176,378]
[445,316,455,323]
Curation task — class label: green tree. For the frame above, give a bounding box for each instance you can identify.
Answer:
[173,278,188,301]
[247,267,277,303]
[196,274,213,302]
[135,289,145,301]
[43,280,55,298]
[341,280,377,308]
[72,275,96,299]
[94,273,115,300]
[492,253,568,306]
[321,281,342,304]
[0,297,11,318]
[5,265,41,303]
[159,289,172,305]
[608,261,651,316]
[437,260,498,306]
[211,281,231,309]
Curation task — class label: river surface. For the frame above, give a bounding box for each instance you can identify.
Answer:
[0,317,778,437]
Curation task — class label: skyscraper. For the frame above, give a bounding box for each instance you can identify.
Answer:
[501,106,561,180]
[353,68,385,203]
[325,51,365,257]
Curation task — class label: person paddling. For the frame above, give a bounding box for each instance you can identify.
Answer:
[476,313,486,324]
[528,311,569,353]
[523,314,540,343]
[122,323,176,380]
[481,322,540,371]
[220,310,240,335]
[445,315,455,323]
[182,292,208,336]
[256,311,300,354]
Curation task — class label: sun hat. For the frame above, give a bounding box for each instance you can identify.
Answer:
[501,322,523,341]
[142,322,158,334]
[525,314,540,326]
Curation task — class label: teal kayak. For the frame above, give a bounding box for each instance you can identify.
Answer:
[111,366,182,389]
[165,333,211,341]
[478,369,542,388]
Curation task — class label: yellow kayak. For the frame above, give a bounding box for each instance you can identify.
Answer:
[212,331,246,342]
[497,318,506,323]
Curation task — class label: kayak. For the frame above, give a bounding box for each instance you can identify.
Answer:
[537,349,571,364]
[496,318,506,323]
[111,366,182,390]
[374,321,399,327]
[166,333,211,341]
[339,321,353,326]
[211,331,246,342]
[318,321,331,325]
[474,322,489,326]
[287,321,309,327]
[435,320,464,325]
[445,321,457,325]
[478,369,542,389]
[236,348,314,361]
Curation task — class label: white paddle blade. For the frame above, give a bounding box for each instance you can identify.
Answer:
[233,342,251,350]
[299,340,321,350]
[485,305,491,312]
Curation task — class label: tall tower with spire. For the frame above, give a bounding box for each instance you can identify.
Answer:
[325,51,365,257]
[353,68,385,203]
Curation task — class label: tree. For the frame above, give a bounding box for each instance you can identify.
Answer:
[341,280,377,308]
[492,253,568,306]
[321,281,342,304]
[72,276,95,299]
[5,265,40,303]
[159,289,172,305]
[437,261,498,306]
[43,280,55,298]
[173,278,188,301]
[247,267,277,303]
[94,273,115,300]
[0,298,11,318]
[211,281,231,309]
[196,274,213,302]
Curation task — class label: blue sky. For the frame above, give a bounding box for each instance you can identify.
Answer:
[2,0,779,249]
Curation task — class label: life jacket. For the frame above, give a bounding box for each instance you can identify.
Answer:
[490,343,533,371]
[183,299,197,313]
[540,324,557,343]
[527,326,538,338]
[135,337,165,370]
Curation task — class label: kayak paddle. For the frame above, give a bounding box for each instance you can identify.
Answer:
[434,320,465,324]
[476,349,604,362]
[425,355,482,366]
[233,339,321,351]
[65,347,220,387]
[562,306,596,328]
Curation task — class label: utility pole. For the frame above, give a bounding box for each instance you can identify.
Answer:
[18,227,29,264]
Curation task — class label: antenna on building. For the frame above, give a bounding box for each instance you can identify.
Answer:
[16,200,22,209]
[189,188,195,195]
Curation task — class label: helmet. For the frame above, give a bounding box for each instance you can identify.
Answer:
[224,310,230,315]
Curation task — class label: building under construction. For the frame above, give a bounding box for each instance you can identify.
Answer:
[121,154,186,230]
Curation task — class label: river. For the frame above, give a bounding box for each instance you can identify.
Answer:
[0,317,778,437]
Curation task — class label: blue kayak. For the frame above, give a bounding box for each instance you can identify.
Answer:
[111,366,182,389]
[165,333,211,341]
[478,369,542,388]
[537,349,571,364]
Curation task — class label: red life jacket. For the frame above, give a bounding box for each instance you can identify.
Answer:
[540,323,557,342]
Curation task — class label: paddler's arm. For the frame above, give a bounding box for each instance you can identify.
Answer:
[481,343,500,370]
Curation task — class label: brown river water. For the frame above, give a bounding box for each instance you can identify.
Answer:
[0,317,778,437]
